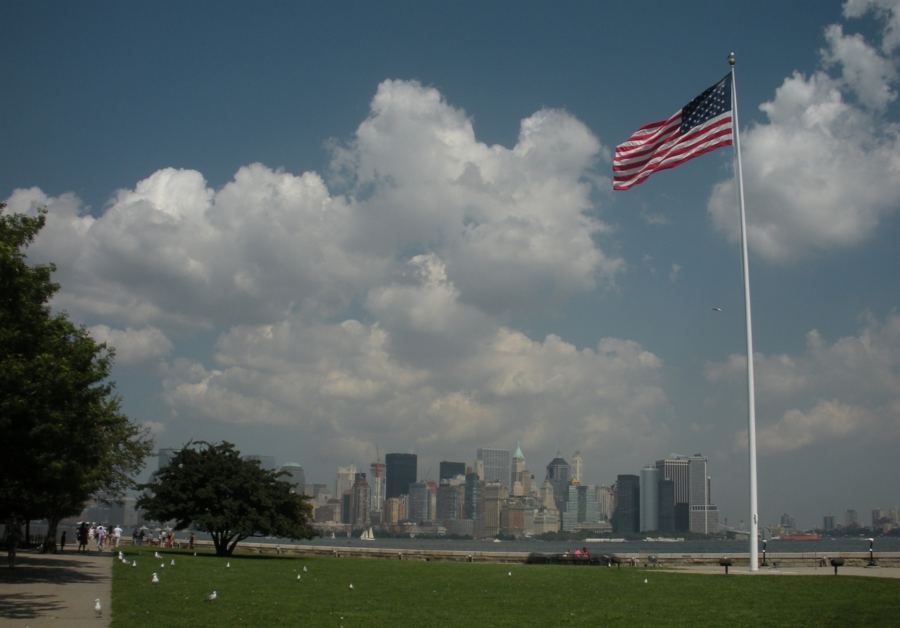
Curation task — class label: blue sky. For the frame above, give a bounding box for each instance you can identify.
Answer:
[3,0,898,530]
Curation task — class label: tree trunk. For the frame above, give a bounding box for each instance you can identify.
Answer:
[41,517,59,554]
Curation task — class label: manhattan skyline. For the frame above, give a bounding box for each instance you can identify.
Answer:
[2,1,898,530]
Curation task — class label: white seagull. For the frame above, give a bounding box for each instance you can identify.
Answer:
[132,561,137,568]
[349,584,354,590]
[151,573,160,584]
[154,551,162,559]
[171,559,176,566]
[226,562,231,568]
[94,599,102,617]
[712,307,722,312]
[160,563,165,569]
[508,572,512,576]
[204,591,217,603]
[302,566,308,573]
[297,574,302,581]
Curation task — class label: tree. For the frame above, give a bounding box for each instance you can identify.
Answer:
[0,204,154,552]
[137,441,316,556]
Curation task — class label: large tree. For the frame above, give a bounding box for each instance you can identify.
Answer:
[137,441,316,556]
[0,204,154,552]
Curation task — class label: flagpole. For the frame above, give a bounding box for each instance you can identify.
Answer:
[728,52,759,572]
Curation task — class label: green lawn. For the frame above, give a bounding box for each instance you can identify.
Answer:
[110,547,898,627]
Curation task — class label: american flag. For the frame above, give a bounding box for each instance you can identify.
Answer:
[613,74,733,191]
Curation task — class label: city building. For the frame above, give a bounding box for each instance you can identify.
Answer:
[349,473,371,528]
[561,482,600,532]
[614,474,640,534]
[546,452,571,514]
[640,465,659,532]
[436,480,465,522]
[439,461,466,482]
[482,481,506,537]
[533,508,560,535]
[370,458,386,512]
[157,448,180,471]
[465,469,482,523]
[385,453,417,499]
[278,463,305,491]
[688,454,718,534]
[335,464,356,498]
[408,482,431,522]
[383,497,404,524]
[845,509,859,528]
[595,485,614,522]
[511,444,527,496]
[656,455,690,531]
[571,451,583,484]
[823,514,835,531]
[477,448,511,494]
[780,513,796,532]
[657,480,675,532]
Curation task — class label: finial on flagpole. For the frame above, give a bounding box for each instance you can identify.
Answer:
[727,52,735,66]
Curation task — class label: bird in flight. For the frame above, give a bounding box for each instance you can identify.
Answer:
[712,307,722,311]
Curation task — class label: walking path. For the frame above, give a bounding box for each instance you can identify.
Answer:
[0,550,111,627]
[660,564,900,578]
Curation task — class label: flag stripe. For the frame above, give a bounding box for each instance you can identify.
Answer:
[613,74,733,190]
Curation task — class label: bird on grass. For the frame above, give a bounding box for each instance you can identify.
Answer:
[154,552,162,559]
[644,579,648,583]
[132,561,137,568]
[94,599,102,617]
[226,562,231,568]
[349,584,354,590]
[171,559,176,566]
[508,572,512,576]
[205,591,217,603]
[160,563,165,569]
[296,574,302,581]
[151,573,160,584]
[302,566,308,573]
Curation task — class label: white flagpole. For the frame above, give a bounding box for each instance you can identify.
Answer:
[728,52,759,571]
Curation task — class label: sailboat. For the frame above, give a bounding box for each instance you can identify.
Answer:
[360,527,375,541]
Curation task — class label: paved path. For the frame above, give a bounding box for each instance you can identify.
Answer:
[0,550,111,627]
[661,564,900,578]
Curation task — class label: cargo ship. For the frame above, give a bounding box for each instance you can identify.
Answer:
[777,533,822,541]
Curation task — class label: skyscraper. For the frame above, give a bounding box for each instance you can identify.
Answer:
[439,461,466,482]
[245,455,276,471]
[278,463,305,490]
[370,458,386,512]
[408,482,430,522]
[688,454,718,534]
[349,473,370,527]
[571,451,583,484]
[614,474,640,534]
[465,469,482,522]
[657,480,675,532]
[477,448,511,490]
[561,483,600,532]
[640,465,659,532]
[335,464,356,498]
[546,452,571,513]
[656,456,690,531]
[385,453,417,499]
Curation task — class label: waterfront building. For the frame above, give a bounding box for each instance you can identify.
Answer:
[439,461,466,481]
[655,455,690,531]
[335,464,356,498]
[561,482,600,532]
[845,509,859,528]
[482,481,506,537]
[657,480,675,532]
[349,473,371,528]
[477,448,511,494]
[640,465,659,532]
[613,474,640,534]
[823,514,835,531]
[278,463,305,491]
[571,451,583,484]
[436,481,465,522]
[533,508,560,535]
[465,469,482,522]
[385,453,417,499]
[688,454,718,534]
[546,452,571,514]
[370,459,386,512]
[596,485,614,522]
[408,482,431,522]
[781,513,796,532]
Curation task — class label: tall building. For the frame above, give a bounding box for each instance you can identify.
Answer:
[408,481,430,522]
[482,481,506,537]
[657,480,675,532]
[477,448,511,490]
[614,474,640,534]
[465,469,482,523]
[369,458,386,512]
[546,452,571,514]
[688,454,718,534]
[511,444,526,496]
[655,455,690,531]
[781,513,796,531]
[385,453,417,499]
[596,485,614,521]
[439,461,466,481]
[823,514,835,531]
[349,473,371,528]
[436,480,465,522]
[571,451,583,484]
[845,510,858,527]
[335,464,356,498]
[561,483,600,532]
[245,455,276,471]
[640,465,659,532]
[278,463,305,490]
[871,508,883,527]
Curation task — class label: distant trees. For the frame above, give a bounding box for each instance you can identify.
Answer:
[0,205,154,552]
[137,441,316,556]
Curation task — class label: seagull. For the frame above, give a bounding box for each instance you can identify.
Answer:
[94,599,102,617]
[160,563,165,569]
[508,572,512,576]
[297,574,302,581]
[151,573,160,584]
[712,307,722,312]
[644,579,648,583]
[155,551,162,559]
[226,562,231,568]
[171,559,176,566]
[204,591,217,603]
[349,584,354,590]
[302,566,308,573]
[132,561,137,568]
[193,553,197,556]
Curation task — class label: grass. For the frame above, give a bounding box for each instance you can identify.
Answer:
[111,547,899,627]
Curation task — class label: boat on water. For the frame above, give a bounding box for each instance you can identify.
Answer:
[777,533,822,541]
[360,527,375,541]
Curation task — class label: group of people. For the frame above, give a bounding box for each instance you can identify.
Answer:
[72,522,123,552]
[563,547,592,561]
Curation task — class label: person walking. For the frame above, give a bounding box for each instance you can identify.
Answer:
[60,530,67,553]
[113,524,122,548]
[138,528,145,546]
[189,532,195,550]
[77,522,88,553]
[5,515,22,568]
[96,525,105,551]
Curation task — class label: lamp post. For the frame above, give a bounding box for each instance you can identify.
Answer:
[761,540,768,567]
[867,538,876,567]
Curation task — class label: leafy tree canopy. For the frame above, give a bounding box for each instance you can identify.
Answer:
[0,204,154,552]
[137,441,316,556]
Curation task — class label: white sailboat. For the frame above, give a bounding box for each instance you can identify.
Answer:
[360,527,375,541]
